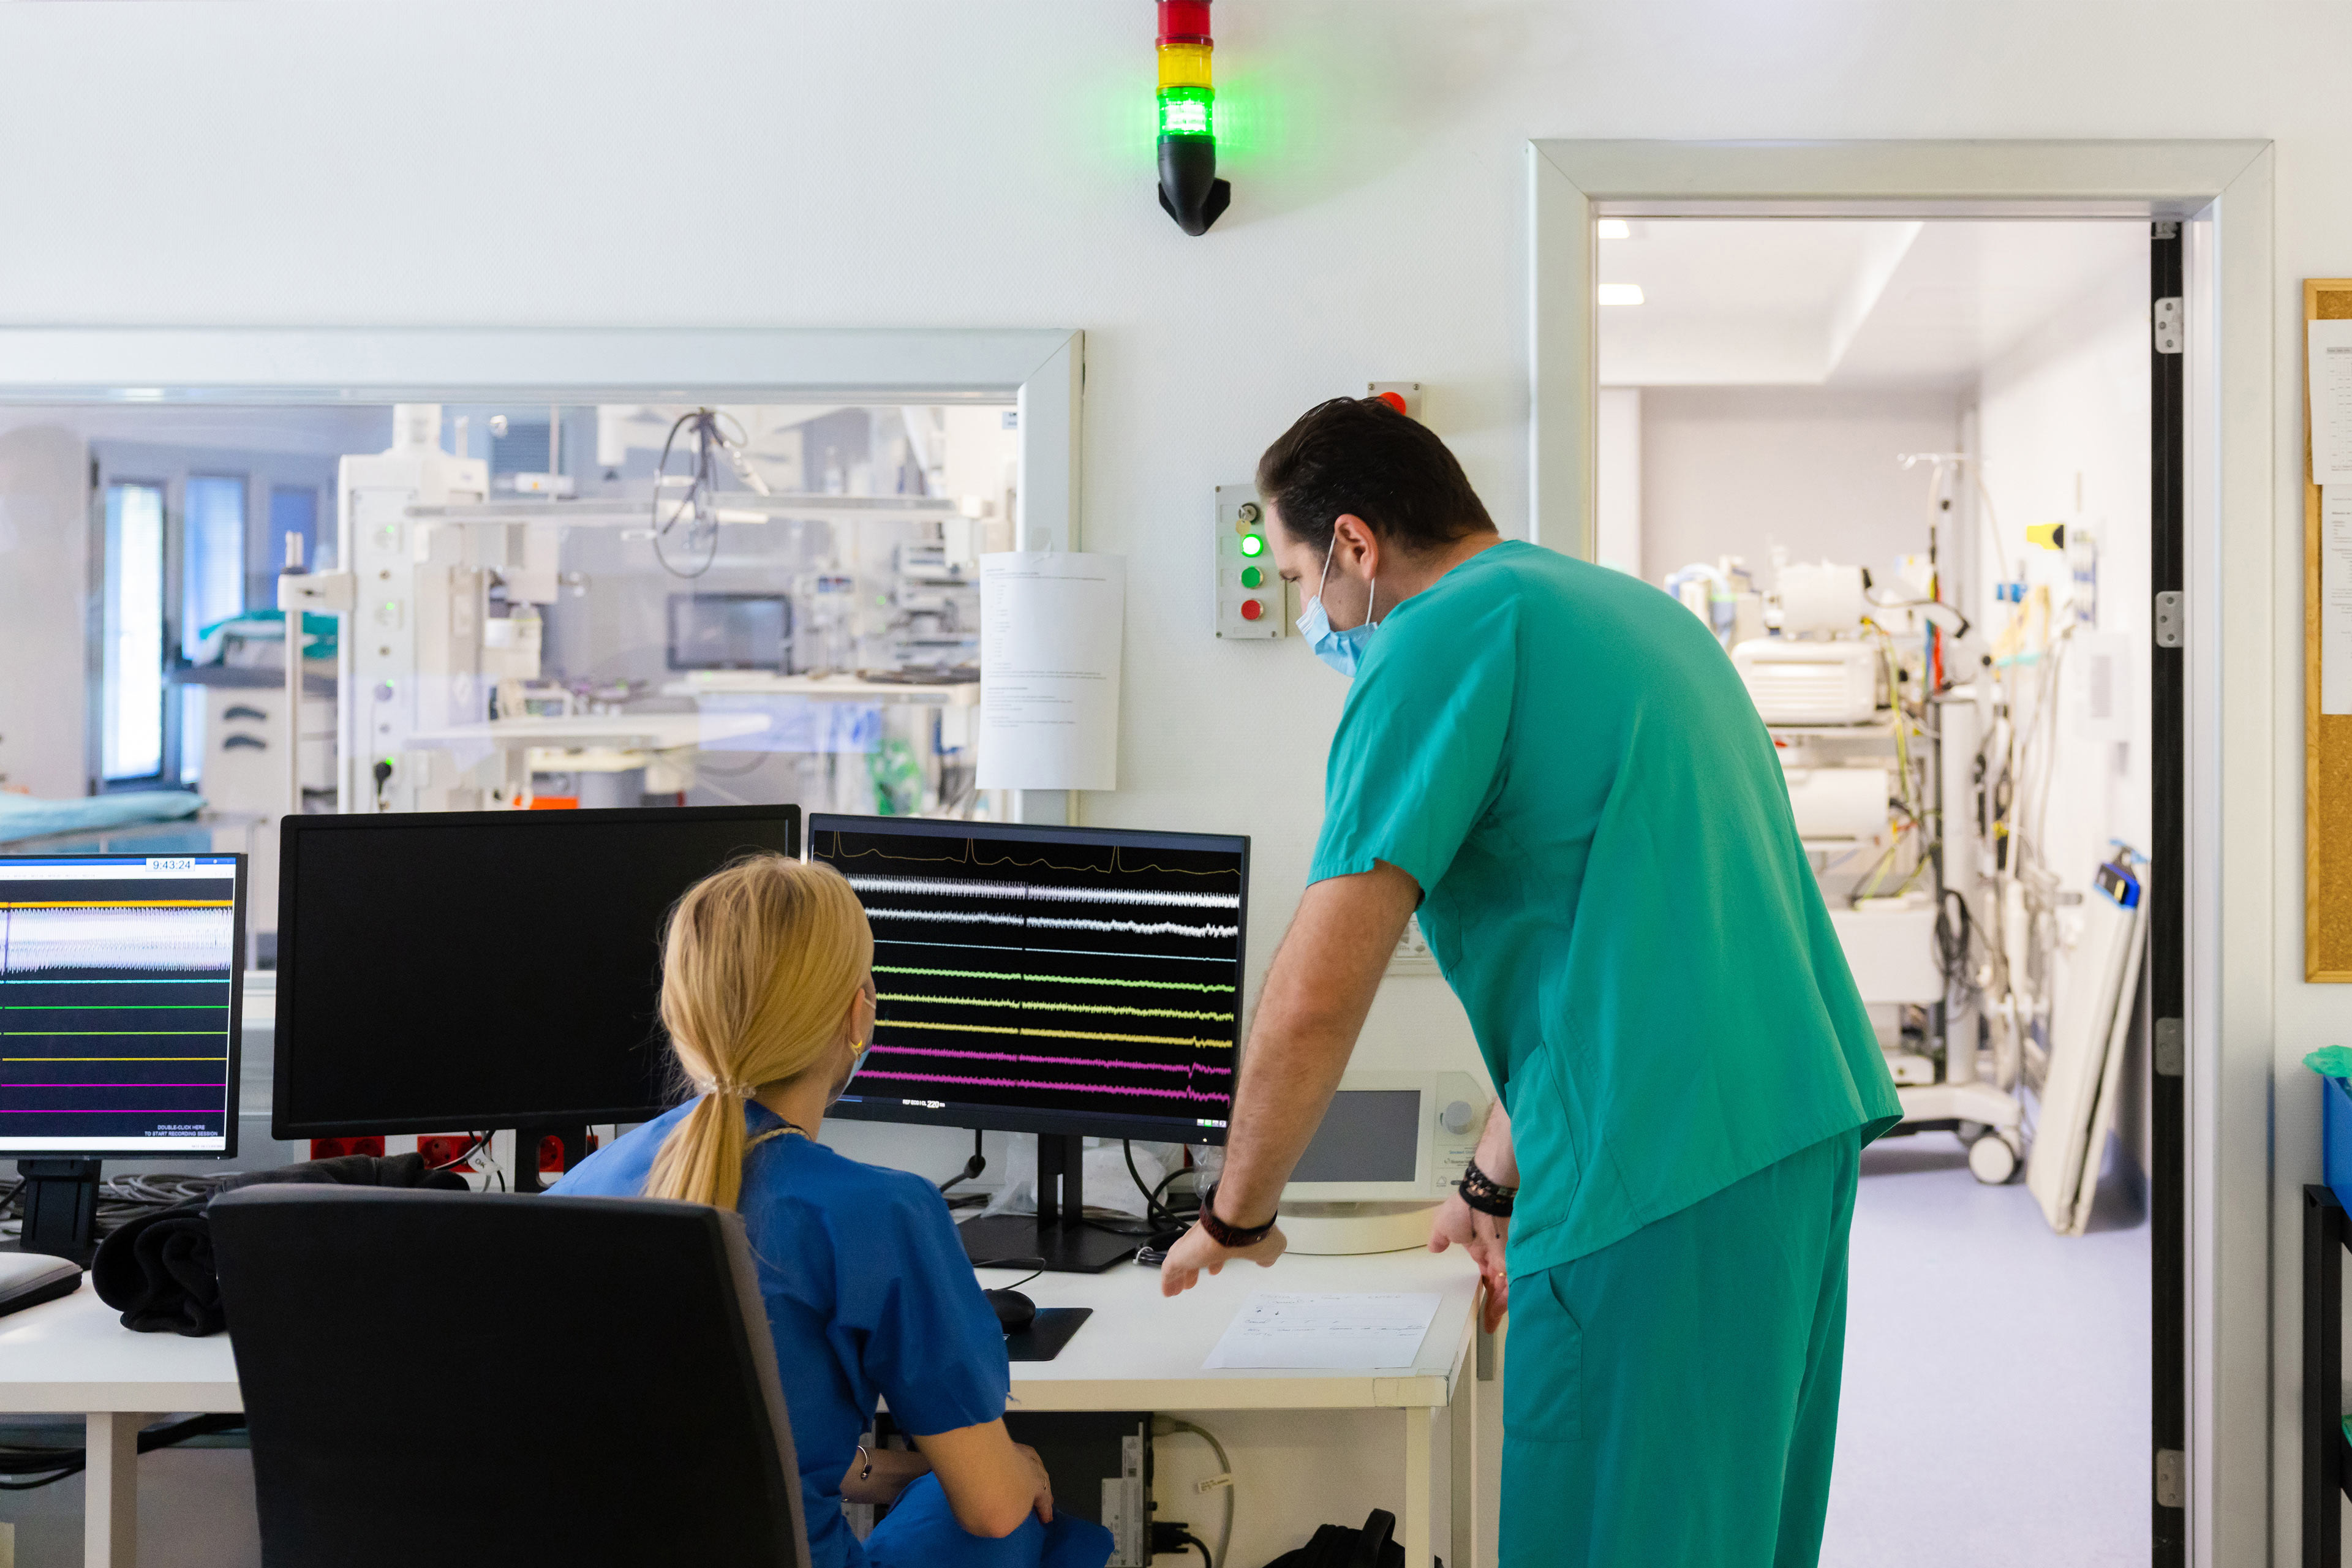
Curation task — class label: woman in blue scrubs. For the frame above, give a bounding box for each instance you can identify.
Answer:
[556,856,1114,1568]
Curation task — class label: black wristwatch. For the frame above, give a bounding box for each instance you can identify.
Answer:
[1198,1183,1278,1248]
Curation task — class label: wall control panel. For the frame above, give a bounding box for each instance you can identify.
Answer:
[1213,483,1284,638]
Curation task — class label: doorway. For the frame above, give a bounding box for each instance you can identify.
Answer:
[1529,140,2275,1568]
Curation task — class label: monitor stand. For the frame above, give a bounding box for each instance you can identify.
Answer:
[958,1133,1138,1273]
[18,1158,101,1264]
[512,1125,589,1194]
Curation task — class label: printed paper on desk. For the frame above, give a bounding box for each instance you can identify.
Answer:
[978,552,1125,792]
[2313,321,2352,484]
[1202,1291,1441,1370]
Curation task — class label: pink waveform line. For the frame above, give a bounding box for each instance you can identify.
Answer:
[0,1108,221,1114]
[9,1083,225,1089]
[869,1045,1232,1076]
[858,1069,1230,1103]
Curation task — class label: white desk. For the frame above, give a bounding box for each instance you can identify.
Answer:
[0,1254,1485,1568]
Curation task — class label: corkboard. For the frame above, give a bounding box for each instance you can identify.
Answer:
[2309,280,2352,979]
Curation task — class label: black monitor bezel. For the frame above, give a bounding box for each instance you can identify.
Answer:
[0,850,246,1161]
[273,805,799,1139]
[808,813,1248,1148]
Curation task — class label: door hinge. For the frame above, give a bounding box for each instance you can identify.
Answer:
[2154,297,2184,355]
[2154,1447,2187,1509]
[2154,590,2185,649]
[2154,1017,2184,1078]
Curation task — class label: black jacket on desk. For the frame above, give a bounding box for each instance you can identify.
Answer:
[92,1153,468,1336]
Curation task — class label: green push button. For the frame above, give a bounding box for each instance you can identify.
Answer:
[1241,565,1262,589]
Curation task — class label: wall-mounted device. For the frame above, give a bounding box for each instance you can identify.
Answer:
[1213,484,1284,639]
[1281,1070,1488,1254]
[1367,382,1423,420]
[666,593,793,672]
[1155,1,1229,235]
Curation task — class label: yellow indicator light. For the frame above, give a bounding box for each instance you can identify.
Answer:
[1158,42,1213,91]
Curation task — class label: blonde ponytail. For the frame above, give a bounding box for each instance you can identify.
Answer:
[644,856,872,1209]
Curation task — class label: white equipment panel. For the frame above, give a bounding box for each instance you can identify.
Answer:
[1213,483,1284,638]
[1283,1069,1487,1202]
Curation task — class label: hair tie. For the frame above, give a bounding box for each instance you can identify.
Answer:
[697,1078,757,1100]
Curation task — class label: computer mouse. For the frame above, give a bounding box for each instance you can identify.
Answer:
[985,1288,1037,1335]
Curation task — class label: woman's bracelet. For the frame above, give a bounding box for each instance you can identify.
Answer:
[1458,1157,1517,1218]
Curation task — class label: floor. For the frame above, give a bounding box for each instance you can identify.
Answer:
[1823,1134,2150,1567]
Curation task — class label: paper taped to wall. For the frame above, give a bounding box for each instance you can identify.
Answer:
[1202,1291,1441,1370]
[978,552,1125,791]
[2312,321,2352,484]
[2326,486,2352,717]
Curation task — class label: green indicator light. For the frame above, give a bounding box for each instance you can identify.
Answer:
[1238,533,1264,557]
[1158,86,1213,140]
[1240,565,1262,589]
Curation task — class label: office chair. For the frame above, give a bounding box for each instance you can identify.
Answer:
[211,1185,810,1568]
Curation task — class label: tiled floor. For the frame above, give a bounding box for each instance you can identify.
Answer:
[1822,1136,2150,1567]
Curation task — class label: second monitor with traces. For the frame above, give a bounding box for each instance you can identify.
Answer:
[810,814,1248,1272]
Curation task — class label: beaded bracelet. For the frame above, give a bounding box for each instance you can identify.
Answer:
[1458,1158,1517,1218]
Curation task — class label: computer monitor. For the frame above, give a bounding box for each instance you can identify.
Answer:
[0,852,247,1259]
[668,593,792,671]
[810,814,1250,1270]
[275,806,799,1189]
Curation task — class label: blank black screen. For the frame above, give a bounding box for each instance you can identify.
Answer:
[276,807,798,1136]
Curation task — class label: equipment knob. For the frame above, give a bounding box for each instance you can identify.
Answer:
[1439,1099,1476,1135]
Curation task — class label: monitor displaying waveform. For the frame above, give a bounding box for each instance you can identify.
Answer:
[811,815,1249,1144]
[0,854,246,1155]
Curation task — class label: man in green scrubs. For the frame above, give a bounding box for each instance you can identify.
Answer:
[1160,398,1901,1567]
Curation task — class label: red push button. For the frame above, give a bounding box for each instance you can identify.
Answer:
[1240,598,1264,622]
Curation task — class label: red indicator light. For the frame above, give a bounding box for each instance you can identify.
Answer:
[1375,391,1409,415]
[1240,598,1264,622]
[1158,0,1212,43]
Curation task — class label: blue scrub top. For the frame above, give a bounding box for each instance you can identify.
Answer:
[553,1101,1009,1568]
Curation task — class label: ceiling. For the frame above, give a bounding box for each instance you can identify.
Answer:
[1595,219,2149,389]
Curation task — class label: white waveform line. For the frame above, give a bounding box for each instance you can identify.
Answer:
[1,908,234,974]
[1027,916,1240,938]
[868,908,1022,927]
[846,875,1239,910]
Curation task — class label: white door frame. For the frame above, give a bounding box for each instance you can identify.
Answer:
[1529,139,2274,1566]
[0,325,1085,825]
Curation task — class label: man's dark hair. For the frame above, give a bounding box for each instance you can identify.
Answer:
[1255,397,1496,555]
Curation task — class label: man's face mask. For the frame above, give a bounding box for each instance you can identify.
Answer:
[1296,529,1380,678]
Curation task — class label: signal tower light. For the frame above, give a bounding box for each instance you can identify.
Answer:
[1156,1,1229,235]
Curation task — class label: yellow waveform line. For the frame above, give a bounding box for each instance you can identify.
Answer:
[880,1020,1231,1050]
[879,991,1234,1022]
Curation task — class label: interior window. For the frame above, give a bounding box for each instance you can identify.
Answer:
[100,480,167,782]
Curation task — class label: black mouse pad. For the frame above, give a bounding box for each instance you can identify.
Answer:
[1005,1306,1091,1362]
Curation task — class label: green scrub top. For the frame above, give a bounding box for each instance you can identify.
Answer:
[1308,540,1901,1279]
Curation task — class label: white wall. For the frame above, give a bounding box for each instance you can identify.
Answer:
[1969,249,2157,1185]
[1638,385,1959,585]
[0,1,2345,1559]
[0,427,88,797]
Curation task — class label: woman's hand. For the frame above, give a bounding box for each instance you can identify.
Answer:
[1428,1189,1510,1333]
[1016,1441,1054,1524]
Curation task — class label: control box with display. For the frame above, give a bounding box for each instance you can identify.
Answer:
[1213,483,1284,638]
[1281,1069,1489,1202]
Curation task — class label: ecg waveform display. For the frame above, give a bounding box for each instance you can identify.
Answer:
[0,858,241,1152]
[812,820,1247,1133]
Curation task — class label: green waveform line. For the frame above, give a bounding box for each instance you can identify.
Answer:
[882,1020,1230,1050]
[878,991,1234,1023]
[874,965,1233,995]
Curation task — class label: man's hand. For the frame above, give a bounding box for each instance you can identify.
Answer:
[1158,1217,1288,1295]
[1016,1441,1054,1524]
[1429,1190,1510,1333]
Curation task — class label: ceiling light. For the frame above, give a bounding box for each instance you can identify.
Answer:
[1596,219,1632,240]
[1597,284,1645,306]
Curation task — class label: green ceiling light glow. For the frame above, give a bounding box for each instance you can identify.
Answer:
[1156,2,1229,235]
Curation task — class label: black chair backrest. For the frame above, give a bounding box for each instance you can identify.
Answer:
[211,1185,809,1568]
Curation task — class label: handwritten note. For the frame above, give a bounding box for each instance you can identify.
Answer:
[1202,1292,1441,1370]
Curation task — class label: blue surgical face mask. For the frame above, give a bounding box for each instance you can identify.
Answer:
[1296,532,1380,678]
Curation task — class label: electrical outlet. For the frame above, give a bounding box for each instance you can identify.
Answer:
[308,1137,385,1161]
[1388,913,1440,976]
[417,1134,475,1172]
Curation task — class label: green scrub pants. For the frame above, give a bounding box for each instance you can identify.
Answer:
[1500,1127,1861,1568]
